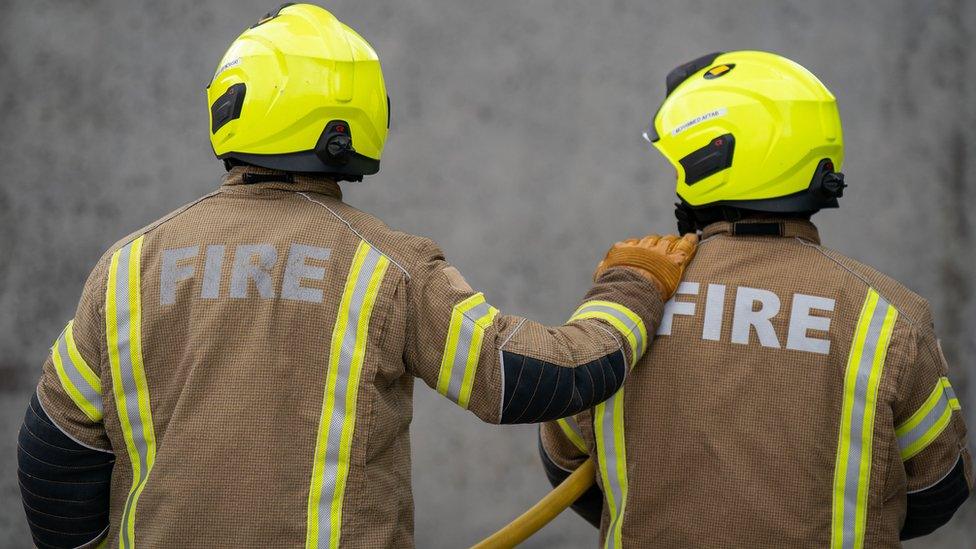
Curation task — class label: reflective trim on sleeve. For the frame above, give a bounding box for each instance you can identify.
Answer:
[830,289,898,549]
[106,236,155,549]
[307,241,389,549]
[51,320,103,422]
[436,293,499,409]
[570,300,647,366]
[942,378,961,411]
[896,377,959,461]
[595,388,628,549]
[557,416,587,453]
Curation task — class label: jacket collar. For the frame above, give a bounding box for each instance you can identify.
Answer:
[702,218,820,244]
[219,165,342,200]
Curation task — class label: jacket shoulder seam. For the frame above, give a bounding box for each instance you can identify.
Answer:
[795,238,921,328]
[98,190,221,263]
[295,192,410,278]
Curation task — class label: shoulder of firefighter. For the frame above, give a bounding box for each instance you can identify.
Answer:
[17,166,694,548]
[540,219,972,548]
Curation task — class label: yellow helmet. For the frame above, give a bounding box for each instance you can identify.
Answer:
[645,51,845,220]
[207,3,389,180]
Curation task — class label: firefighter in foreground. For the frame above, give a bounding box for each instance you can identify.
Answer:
[15,5,699,548]
[539,51,972,548]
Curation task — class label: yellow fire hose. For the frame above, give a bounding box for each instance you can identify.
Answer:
[471,458,596,549]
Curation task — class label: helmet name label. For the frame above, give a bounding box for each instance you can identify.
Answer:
[213,58,240,79]
[671,108,727,136]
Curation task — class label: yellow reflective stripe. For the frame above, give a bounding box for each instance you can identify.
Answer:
[306,242,389,549]
[830,289,897,549]
[569,300,647,366]
[51,321,103,422]
[595,388,628,549]
[897,382,948,437]
[329,252,387,548]
[593,402,616,538]
[900,406,952,461]
[437,293,484,395]
[107,236,155,549]
[457,305,498,409]
[65,322,102,393]
[557,417,587,453]
[895,377,957,461]
[943,378,961,411]
[853,303,896,547]
[436,293,498,409]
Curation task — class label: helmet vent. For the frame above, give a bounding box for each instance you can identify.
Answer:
[666,51,724,96]
[679,134,735,185]
[211,83,246,134]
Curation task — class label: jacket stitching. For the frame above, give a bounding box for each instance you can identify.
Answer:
[501,354,528,418]
[796,238,918,328]
[296,192,410,278]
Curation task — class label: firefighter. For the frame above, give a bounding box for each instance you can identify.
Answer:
[540,50,972,548]
[15,4,697,548]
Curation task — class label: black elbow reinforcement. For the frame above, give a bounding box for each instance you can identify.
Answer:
[499,349,626,424]
[18,392,114,549]
[900,455,971,540]
[538,430,603,528]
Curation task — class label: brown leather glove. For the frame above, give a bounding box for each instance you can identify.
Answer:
[594,234,698,299]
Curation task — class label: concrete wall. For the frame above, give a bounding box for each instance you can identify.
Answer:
[1,0,973,546]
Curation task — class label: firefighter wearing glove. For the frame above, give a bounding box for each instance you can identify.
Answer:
[15,5,697,548]
[539,50,971,548]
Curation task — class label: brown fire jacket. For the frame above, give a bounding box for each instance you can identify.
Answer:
[32,166,666,548]
[542,219,972,549]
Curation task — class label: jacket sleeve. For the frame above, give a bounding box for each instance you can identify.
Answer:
[892,307,972,540]
[403,238,664,424]
[20,259,114,548]
[539,416,603,528]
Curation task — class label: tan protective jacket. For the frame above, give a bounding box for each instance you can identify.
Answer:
[542,219,972,548]
[35,166,665,548]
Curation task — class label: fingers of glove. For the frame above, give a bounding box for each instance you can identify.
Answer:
[636,235,662,249]
[615,237,641,248]
[654,234,680,254]
[667,234,699,262]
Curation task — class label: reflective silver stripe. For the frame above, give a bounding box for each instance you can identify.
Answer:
[316,246,382,549]
[598,390,627,549]
[897,392,952,452]
[575,303,644,357]
[114,241,151,549]
[836,294,893,549]
[943,381,958,406]
[444,301,492,403]
[564,416,583,441]
[55,331,102,417]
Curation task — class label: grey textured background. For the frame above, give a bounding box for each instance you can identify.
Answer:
[1,0,974,547]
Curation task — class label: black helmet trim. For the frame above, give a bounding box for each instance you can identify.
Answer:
[219,118,379,181]
[220,150,378,181]
[674,158,846,234]
[666,51,725,96]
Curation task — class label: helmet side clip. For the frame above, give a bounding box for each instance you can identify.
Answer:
[316,120,356,166]
[810,158,847,202]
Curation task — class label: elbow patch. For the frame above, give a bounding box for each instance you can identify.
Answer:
[18,393,113,548]
[500,349,626,424]
[900,454,970,540]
